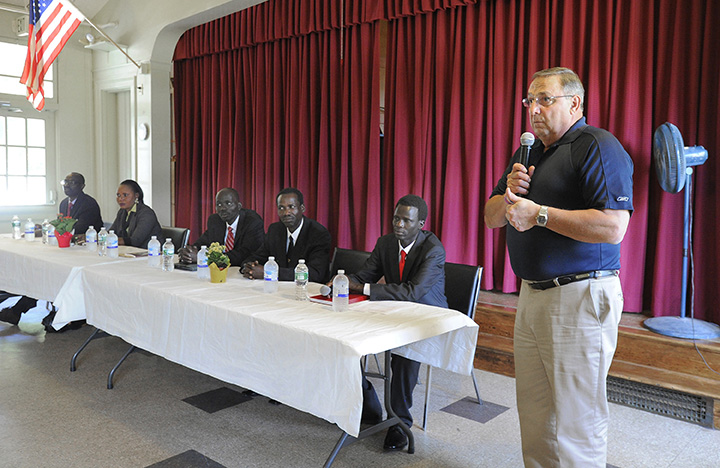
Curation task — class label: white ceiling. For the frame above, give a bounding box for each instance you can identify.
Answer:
[0,1,112,19]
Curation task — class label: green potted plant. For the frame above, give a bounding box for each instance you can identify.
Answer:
[49,214,77,248]
[206,242,231,283]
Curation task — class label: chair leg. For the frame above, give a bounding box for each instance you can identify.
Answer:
[422,364,433,431]
[471,369,483,405]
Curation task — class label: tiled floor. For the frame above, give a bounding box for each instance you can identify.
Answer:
[2,321,720,468]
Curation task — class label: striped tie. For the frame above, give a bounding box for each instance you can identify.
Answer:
[226,226,235,250]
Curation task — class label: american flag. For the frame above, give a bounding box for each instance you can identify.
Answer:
[20,0,85,111]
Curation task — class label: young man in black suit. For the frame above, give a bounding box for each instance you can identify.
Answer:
[58,172,104,236]
[344,194,448,451]
[241,188,331,283]
[178,187,264,266]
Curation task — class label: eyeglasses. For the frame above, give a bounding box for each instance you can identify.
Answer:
[60,179,79,187]
[522,95,574,108]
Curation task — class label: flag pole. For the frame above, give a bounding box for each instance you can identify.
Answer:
[82,17,141,69]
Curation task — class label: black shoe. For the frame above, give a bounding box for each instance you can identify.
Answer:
[268,399,281,405]
[383,425,408,451]
[242,389,259,397]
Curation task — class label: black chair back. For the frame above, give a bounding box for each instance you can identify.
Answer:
[161,226,190,252]
[329,247,371,276]
[444,262,483,319]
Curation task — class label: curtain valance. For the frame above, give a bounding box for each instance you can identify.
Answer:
[174,0,475,60]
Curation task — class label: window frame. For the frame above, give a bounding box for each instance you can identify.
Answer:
[0,37,58,209]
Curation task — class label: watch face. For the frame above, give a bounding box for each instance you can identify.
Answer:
[537,207,548,226]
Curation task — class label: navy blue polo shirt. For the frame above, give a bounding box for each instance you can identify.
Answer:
[490,117,634,280]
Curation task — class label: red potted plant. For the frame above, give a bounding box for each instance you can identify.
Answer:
[49,215,77,248]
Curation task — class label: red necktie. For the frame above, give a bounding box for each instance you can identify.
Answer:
[399,250,407,278]
[226,226,235,250]
[67,200,74,216]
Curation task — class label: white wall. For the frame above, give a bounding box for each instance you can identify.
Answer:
[1,0,266,232]
[89,0,266,226]
[0,10,94,233]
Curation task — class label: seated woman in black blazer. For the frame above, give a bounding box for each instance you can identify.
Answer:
[109,179,162,249]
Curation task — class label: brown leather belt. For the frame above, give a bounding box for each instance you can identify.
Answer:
[527,270,619,290]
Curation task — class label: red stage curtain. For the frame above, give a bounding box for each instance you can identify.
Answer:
[174,9,383,253]
[174,0,720,323]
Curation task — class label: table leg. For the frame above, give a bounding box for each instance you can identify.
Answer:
[107,345,136,389]
[70,327,108,371]
[323,351,414,467]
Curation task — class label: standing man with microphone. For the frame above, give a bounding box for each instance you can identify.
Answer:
[485,67,634,467]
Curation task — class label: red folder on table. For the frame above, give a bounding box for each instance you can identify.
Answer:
[309,294,368,305]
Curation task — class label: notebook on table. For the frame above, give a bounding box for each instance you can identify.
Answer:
[309,294,368,305]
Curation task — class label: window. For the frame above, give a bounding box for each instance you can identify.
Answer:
[0,116,48,205]
[0,40,55,207]
[0,42,54,98]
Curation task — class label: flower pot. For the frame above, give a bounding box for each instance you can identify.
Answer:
[209,263,228,283]
[56,231,73,248]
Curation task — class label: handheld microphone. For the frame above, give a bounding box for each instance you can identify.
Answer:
[320,285,332,297]
[519,132,535,168]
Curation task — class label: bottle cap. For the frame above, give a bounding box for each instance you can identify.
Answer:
[338,269,345,274]
[166,238,172,241]
[298,259,305,264]
[151,235,156,239]
[269,256,275,260]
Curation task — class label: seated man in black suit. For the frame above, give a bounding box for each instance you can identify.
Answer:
[241,187,331,283]
[59,172,104,237]
[178,187,264,266]
[343,194,448,451]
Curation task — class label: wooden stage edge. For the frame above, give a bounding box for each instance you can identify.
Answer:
[473,290,720,429]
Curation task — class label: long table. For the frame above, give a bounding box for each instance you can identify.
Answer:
[2,235,479,440]
[0,235,144,304]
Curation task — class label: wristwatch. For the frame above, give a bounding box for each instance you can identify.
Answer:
[536,205,549,227]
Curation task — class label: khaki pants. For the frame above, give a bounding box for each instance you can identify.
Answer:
[514,275,623,468]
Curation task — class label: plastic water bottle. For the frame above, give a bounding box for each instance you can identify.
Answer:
[85,226,97,253]
[263,256,279,293]
[47,225,56,246]
[197,245,210,280]
[106,230,119,258]
[161,238,175,272]
[24,218,34,241]
[97,227,108,256]
[41,219,50,244]
[11,215,22,239]
[147,236,161,268]
[333,269,349,312]
[294,259,309,301]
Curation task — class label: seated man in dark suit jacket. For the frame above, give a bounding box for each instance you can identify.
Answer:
[59,172,104,236]
[241,187,331,283]
[178,187,264,266]
[343,194,447,452]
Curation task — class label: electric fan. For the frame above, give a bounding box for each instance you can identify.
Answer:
[644,123,720,339]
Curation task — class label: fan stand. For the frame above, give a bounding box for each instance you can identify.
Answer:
[645,168,720,340]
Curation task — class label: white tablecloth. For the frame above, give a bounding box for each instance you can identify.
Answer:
[0,235,143,305]
[2,236,478,437]
[53,260,478,436]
